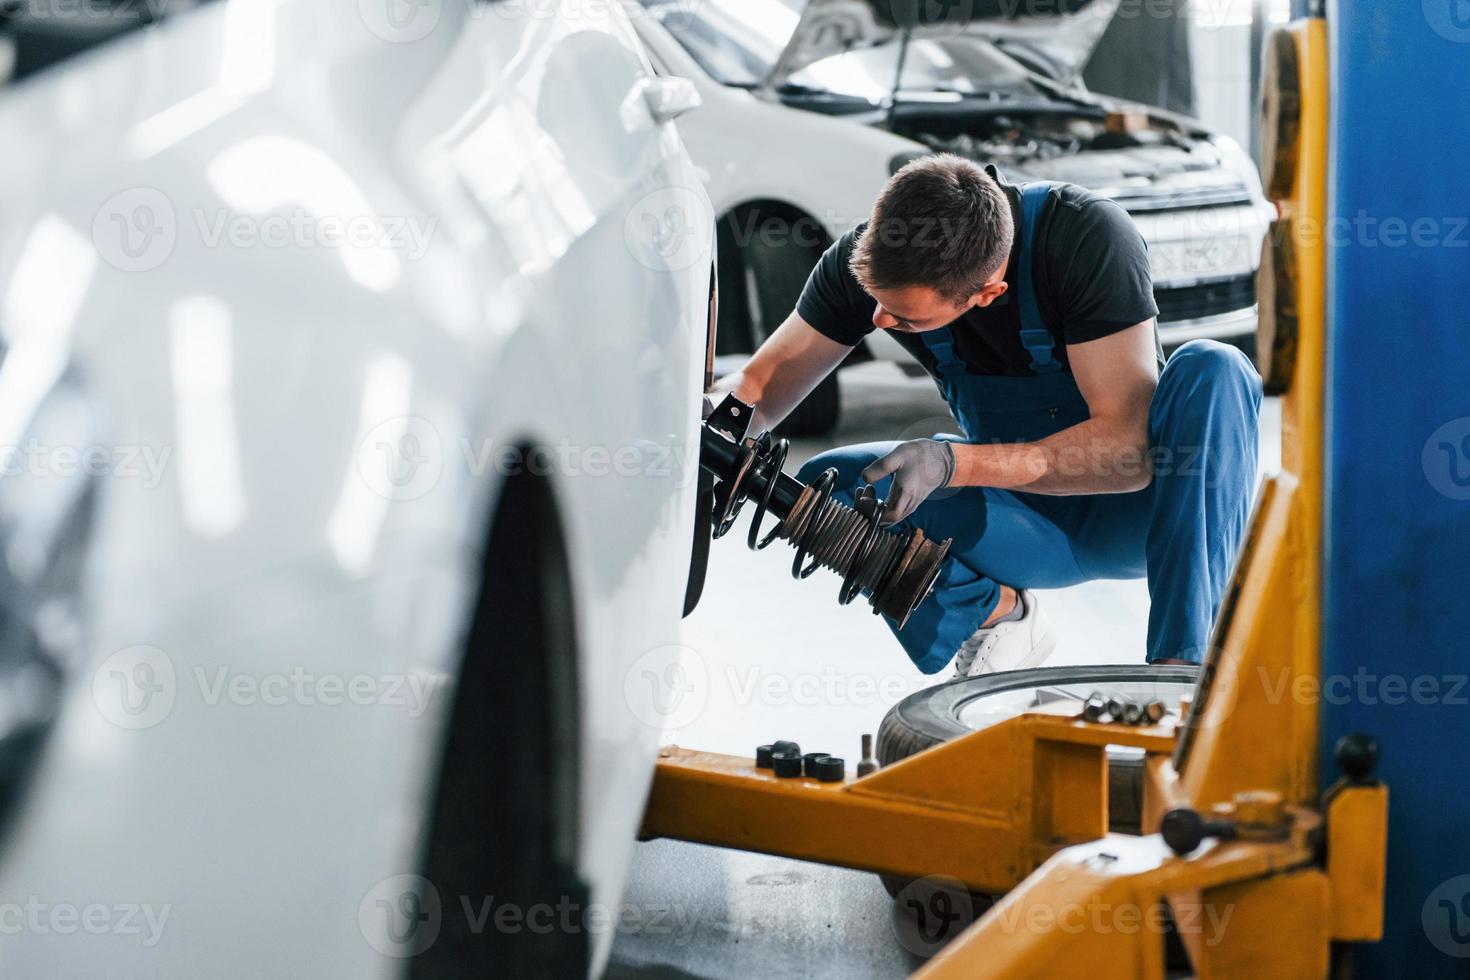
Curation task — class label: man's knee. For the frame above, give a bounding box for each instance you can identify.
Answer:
[1156,340,1262,408]
[796,444,886,489]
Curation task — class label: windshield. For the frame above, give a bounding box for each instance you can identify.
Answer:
[638,0,1038,98]
[638,0,802,88]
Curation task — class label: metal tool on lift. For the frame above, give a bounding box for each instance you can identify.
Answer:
[698,393,951,628]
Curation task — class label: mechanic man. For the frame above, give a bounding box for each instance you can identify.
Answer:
[713,155,1261,676]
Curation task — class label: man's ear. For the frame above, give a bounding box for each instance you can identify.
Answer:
[970,281,1009,309]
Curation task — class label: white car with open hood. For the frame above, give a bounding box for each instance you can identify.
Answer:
[630,0,1273,434]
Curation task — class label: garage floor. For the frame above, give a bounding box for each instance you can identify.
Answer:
[609,362,1282,979]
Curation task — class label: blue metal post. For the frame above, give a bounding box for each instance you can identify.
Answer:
[1324,0,1470,972]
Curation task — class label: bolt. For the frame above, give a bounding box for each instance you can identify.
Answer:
[857,734,877,777]
[1082,692,1108,722]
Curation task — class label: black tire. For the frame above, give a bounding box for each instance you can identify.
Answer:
[717,210,839,436]
[409,463,588,979]
[876,664,1200,899]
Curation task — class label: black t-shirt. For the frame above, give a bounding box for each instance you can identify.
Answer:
[796,166,1162,377]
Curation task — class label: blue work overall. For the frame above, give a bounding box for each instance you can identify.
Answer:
[797,183,1263,673]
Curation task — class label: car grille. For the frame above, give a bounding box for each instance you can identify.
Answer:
[1154,274,1256,323]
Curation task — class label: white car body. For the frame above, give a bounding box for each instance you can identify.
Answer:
[0,0,710,976]
[630,0,1275,359]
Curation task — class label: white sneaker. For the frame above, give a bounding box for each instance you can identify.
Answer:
[952,590,1058,677]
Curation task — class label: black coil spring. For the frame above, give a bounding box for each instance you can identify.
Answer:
[737,437,904,612]
[783,474,904,608]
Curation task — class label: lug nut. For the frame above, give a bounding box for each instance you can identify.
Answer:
[1141,699,1166,724]
[771,752,803,778]
[1121,699,1143,725]
[771,739,801,757]
[755,744,775,768]
[802,752,828,778]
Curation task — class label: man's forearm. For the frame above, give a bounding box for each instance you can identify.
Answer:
[706,314,853,434]
[949,416,1153,495]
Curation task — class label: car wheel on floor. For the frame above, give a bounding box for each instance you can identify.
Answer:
[717,209,839,437]
[874,664,1201,901]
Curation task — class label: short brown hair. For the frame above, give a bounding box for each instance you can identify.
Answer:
[849,154,1012,303]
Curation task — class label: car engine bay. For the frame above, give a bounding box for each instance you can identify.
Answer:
[891,108,1254,210]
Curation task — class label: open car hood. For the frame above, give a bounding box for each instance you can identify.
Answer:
[760,0,1120,93]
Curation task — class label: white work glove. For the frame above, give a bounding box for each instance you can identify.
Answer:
[861,439,956,525]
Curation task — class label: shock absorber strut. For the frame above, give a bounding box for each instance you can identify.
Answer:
[699,395,950,628]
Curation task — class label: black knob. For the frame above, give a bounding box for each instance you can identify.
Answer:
[771,739,801,757]
[1160,808,1237,855]
[1335,732,1379,784]
[755,744,775,768]
[813,756,846,783]
[802,753,828,777]
[771,752,803,778]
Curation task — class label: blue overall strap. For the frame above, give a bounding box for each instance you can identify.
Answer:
[1016,182,1063,375]
[919,325,968,378]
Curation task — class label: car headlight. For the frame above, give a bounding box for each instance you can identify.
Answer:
[0,363,99,826]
